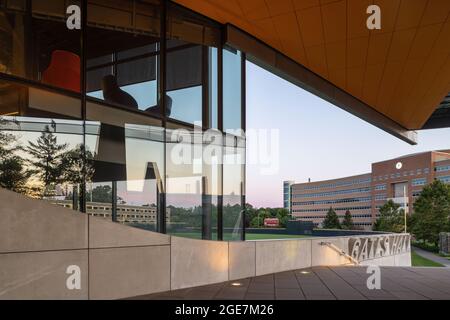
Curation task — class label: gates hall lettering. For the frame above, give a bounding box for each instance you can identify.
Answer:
[349,234,410,262]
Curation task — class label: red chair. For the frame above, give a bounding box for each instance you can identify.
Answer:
[42,50,80,92]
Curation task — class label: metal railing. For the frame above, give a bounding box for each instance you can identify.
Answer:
[319,241,359,265]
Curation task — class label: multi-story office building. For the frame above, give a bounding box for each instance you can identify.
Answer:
[290,151,450,230]
[283,180,295,212]
[55,200,171,226]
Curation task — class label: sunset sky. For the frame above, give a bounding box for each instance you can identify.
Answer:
[246,62,450,208]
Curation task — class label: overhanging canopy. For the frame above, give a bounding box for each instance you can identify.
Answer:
[174,0,450,144]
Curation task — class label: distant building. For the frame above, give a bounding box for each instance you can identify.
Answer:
[283,181,295,212]
[54,200,171,225]
[289,150,450,230]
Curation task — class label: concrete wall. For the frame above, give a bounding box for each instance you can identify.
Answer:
[0,188,411,300]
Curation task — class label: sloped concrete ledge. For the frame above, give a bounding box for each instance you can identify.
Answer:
[0,187,411,299]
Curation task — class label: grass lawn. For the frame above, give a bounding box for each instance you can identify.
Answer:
[169,232,310,241]
[411,250,445,267]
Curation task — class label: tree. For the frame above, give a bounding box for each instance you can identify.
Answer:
[26,126,68,196]
[411,180,450,246]
[61,144,95,184]
[245,205,291,228]
[342,210,354,230]
[373,200,405,233]
[0,119,30,193]
[322,207,341,229]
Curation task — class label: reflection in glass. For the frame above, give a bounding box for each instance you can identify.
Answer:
[86,182,113,219]
[86,0,161,113]
[166,44,202,123]
[0,78,83,210]
[86,100,164,231]
[203,129,222,239]
[209,48,218,129]
[166,3,221,125]
[0,0,82,92]
[0,1,246,240]
[223,134,245,241]
[223,47,242,131]
[166,127,203,238]
[0,116,84,209]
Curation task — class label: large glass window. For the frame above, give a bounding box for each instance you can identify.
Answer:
[0,0,82,92]
[86,0,161,113]
[166,125,203,238]
[0,0,246,240]
[202,128,222,240]
[223,134,245,241]
[0,79,83,208]
[223,47,242,131]
[166,3,220,125]
[86,98,163,231]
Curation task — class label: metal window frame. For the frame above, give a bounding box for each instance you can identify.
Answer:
[0,0,247,241]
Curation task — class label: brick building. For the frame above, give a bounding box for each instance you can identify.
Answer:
[290,150,450,230]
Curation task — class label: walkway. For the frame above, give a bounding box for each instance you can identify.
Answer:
[131,266,450,300]
[413,246,450,267]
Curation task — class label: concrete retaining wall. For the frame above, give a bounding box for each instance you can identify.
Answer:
[0,188,411,300]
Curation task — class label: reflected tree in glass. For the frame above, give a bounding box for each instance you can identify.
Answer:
[0,118,30,193]
[25,125,68,197]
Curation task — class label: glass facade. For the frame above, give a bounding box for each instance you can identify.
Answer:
[0,0,245,241]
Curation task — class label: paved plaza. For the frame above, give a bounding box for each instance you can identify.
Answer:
[132,266,450,300]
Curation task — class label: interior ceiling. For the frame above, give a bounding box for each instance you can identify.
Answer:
[173,0,450,130]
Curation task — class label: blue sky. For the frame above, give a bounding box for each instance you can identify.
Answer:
[246,61,450,208]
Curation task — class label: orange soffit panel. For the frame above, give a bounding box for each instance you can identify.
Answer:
[174,0,450,130]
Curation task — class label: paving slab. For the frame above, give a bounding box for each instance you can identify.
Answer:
[130,266,450,300]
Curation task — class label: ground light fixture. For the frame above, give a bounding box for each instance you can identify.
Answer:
[231,282,243,287]
[300,271,310,274]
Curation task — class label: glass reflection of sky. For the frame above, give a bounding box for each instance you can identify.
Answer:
[87,80,203,125]
[87,80,158,110]
[167,86,202,124]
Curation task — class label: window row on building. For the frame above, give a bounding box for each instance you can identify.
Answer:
[374,194,387,201]
[437,175,450,184]
[292,187,371,199]
[296,177,371,191]
[435,165,450,172]
[412,178,427,186]
[292,196,371,206]
[373,168,429,182]
[374,184,387,191]
[297,214,372,219]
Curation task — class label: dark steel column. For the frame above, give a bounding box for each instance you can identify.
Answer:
[217,39,224,241]
[111,181,117,222]
[241,52,246,241]
[158,0,167,234]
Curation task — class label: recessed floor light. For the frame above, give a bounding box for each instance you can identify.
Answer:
[300,271,310,274]
[231,282,243,287]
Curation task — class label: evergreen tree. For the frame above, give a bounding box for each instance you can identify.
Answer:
[411,180,450,246]
[26,126,68,195]
[342,210,354,230]
[61,144,95,184]
[0,119,29,193]
[373,200,405,233]
[322,207,341,229]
